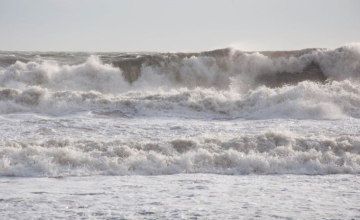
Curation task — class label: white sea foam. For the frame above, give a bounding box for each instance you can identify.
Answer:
[1,130,360,177]
[1,45,360,177]
[1,45,360,92]
[0,80,359,119]
[0,45,359,119]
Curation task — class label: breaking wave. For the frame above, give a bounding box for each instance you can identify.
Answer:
[1,130,360,177]
[0,44,360,119]
[0,81,359,119]
[1,46,360,177]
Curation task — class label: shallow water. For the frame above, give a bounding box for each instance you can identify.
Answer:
[1,174,360,219]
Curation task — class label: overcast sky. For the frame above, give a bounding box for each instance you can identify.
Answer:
[0,0,359,52]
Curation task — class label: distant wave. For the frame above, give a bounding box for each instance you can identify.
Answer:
[112,47,327,87]
[0,45,360,119]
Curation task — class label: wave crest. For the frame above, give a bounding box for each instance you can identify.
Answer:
[1,45,360,119]
[0,79,360,119]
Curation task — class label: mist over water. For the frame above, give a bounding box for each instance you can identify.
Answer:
[1,45,360,177]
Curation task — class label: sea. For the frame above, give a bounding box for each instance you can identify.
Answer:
[0,45,360,219]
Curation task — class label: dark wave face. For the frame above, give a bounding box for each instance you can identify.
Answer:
[112,48,326,87]
[0,45,360,119]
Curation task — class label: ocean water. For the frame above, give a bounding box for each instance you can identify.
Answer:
[1,45,360,219]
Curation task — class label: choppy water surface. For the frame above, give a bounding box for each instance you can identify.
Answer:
[1,45,360,218]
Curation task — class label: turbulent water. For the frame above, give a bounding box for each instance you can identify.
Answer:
[1,45,360,177]
[1,45,360,218]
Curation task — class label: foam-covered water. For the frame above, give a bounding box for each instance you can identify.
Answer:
[1,174,360,219]
[1,117,360,177]
[1,45,360,120]
[1,45,360,218]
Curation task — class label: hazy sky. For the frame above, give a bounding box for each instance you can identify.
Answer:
[0,0,359,52]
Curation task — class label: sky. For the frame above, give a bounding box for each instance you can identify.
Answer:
[0,0,359,52]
